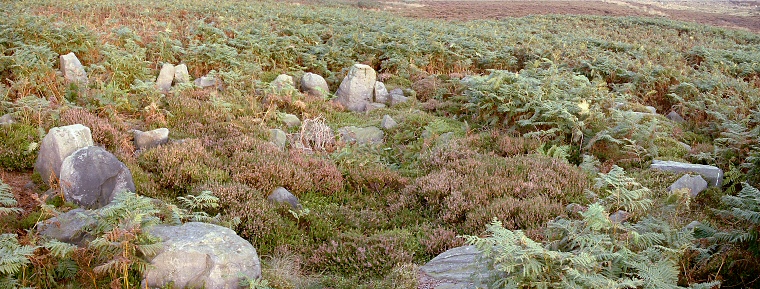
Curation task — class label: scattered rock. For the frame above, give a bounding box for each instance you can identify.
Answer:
[419,246,492,289]
[59,52,88,85]
[334,64,377,112]
[644,106,657,114]
[35,124,94,185]
[566,203,586,215]
[280,113,301,128]
[133,128,169,150]
[268,187,301,210]
[174,64,190,84]
[651,160,724,187]
[609,210,630,223]
[365,103,386,112]
[156,63,176,93]
[60,146,136,209]
[666,111,685,123]
[195,74,220,89]
[679,142,692,152]
[145,222,261,289]
[374,81,390,104]
[300,73,330,98]
[0,113,15,126]
[684,221,701,230]
[38,208,96,246]
[669,174,708,197]
[338,126,384,145]
[390,88,409,106]
[270,129,287,150]
[272,74,295,91]
[381,115,397,130]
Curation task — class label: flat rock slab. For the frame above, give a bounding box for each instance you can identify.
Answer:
[35,124,94,185]
[669,174,708,197]
[420,246,492,289]
[651,160,723,187]
[60,146,136,209]
[38,208,96,246]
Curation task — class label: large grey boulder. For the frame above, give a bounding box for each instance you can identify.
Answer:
[419,246,492,289]
[668,174,708,197]
[60,146,136,209]
[145,222,261,289]
[174,64,190,84]
[38,208,96,246]
[268,187,301,210]
[59,52,88,85]
[134,128,169,150]
[270,129,287,150]
[334,64,377,112]
[300,73,330,98]
[651,160,723,187]
[338,126,384,145]
[374,81,390,104]
[35,124,94,185]
[381,115,397,130]
[156,63,176,93]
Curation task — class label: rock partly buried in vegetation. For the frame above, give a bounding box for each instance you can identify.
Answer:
[609,210,631,223]
[279,113,301,128]
[133,128,169,150]
[419,246,492,289]
[381,115,397,130]
[667,111,685,123]
[644,106,657,114]
[156,63,176,93]
[38,208,96,246]
[60,146,136,209]
[267,187,301,210]
[374,81,390,104]
[338,126,384,145]
[145,222,262,289]
[195,74,220,89]
[390,88,409,106]
[0,114,15,126]
[335,64,377,112]
[173,64,190,84]
[651,160,724,187]
[365,102,386,112]
[270,128,287,150]
[35,124,94,185]
[300,72,330,98]
[271,74,295,91]
[59,52,88,85]
[669,174,708,197]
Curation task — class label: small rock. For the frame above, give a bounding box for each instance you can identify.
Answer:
[59,52,88,85]
[279,113,301,128]
[679,142,692,152]
[334,64,377,112]
[365,103,386,112]
[268,187,301,210]
[668,174,708,197]
[194,74,219,89]
[38,208,96,246]
[651,160,724,187]
[270,129,287,150]
[300,73,330,98]
[644,106,657,114]
[0,113,15,126]
[156,63,176,93]
[390,88,409,106]
[381,115,397,130]
[133,128,169,150]
[374,81,390,104]
[35,124,94,185]
[666,111,685,123]
[272,74,295,91]
[338,126,384,145]
[566,203,586,215]
[173,64,190,84]
[60,146,136,209]
[609,210,630,223]
[684,221,701,230]
[419,246,492,289]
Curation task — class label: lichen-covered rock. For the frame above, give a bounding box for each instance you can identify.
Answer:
[145,222,261,289]
[272,74,295,91]
[381,115,397,130]
[668,174,708,197]
[59,52,88,84]
[35,124,94,185]
[268,187,300,210]
[270,129,287,150]
[300,72,330,98]
[174,64,190,84]
[374,81,390,104]
[60,146,136,209]
[651,160,724,187]
[390,88,409,106]
[334,64,377,112]
[338,126,384,145]
[279,113,301,128]
[38,208,96,246]
[156,63,176,93]
[134,128,169,150]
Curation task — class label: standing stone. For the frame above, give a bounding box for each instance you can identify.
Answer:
[334,64,377,112]
[390,88,409,106]
[59,52,88,85]
[35,124,94,185]
[667,111,685,123]
[271,74,295,91]
[651,160,724,187]
[300,73,330,98]
[174,64,190,84]
[133,128,170,150]
[156,63,176,93]
[270,129,287,150]
[381,115,397,130]
[374,81,390,104]
[668,174,708,197]
[145,222,262,289]
[419,246,492,289]
[338,126,384,145]
[60,146,136,209]
[268,187,301,210]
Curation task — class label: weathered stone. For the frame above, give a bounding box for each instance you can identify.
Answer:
[667,111,685,123]
[195,75,219,88]
[684,221,701,230]
[300,73,330,98]
[668,174,708,197]
[365,102,386,112]
[280,113,301,128]
[679,142,692,152]
[60,146,136,209]
[381,115,397,130]
[268,187,300,210]
[334,64,377,112]
[133,128,169,150]
[0,113,15,126]
[272,74,295,91]
[420,246,492,289]
[390,88,409,106]
[35,124,94,185]
[609,210,630,223]
[374,81,390,104]
[59,52,88,85]
[338,126,384,145]
[156,63,176,93]
[566,203,587,215]
[38,208,96,246]
[644,106,657,114]
[145,222,261,289]
[651,160,724,187]
[173,64,190,84]
[270,129,287,150]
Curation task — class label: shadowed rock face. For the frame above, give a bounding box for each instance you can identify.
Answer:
[60,146,135,209]
[334,64,377,112]
[35,124,94,185]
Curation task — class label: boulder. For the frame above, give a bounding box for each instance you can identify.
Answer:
[334,64,377,112]
[59,52,88,84]
[419,246,492,289]
[338,126,384,145]
[381,115,397,130]
[390,88,409,106]
[0,113,15,126]
[666,111,685,123]
[668,174,708,197]
[145,222,261,289]
[133,128,169,150]
[651,160,723,187]
[35,124,94,185]
[38,208,96,246]
[60,146,136,209]
[174,64,190,84]
[279,113,301,128]
[374,81,390,104]
[271,74,295,91]
[268,187,301,210]
[156,63,176,93]
[270,129,287,150]
[300,73,330,98]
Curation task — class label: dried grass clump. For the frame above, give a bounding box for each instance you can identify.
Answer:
[60,108,134,158]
